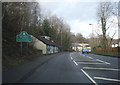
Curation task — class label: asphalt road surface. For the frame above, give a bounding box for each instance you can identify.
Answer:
[21,52,120,84]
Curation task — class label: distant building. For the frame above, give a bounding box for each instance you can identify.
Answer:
[112,44,119,47]
[72,43,91,51]
[31,36,59,54]
[111,39,119,47]
[72,43,82,51]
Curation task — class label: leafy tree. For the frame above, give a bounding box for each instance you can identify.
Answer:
[42,19,52,36]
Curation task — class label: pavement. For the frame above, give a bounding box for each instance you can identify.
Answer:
[2,52,120,84]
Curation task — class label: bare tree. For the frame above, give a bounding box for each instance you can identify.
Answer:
[97,2,115,51]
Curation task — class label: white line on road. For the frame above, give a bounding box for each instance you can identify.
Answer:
[94,77,120,82]
[77,62,108,65]
[76,60,99,62]
[81,69,98,85]
[73,60,78,66]
[70,53,78,66]
[83,55,110,65]
[104,62,110,65]
[88,57,93,59]
[96,59,110,65]
[86,56,91,58]
[83,55,94,60]
[83,67,120,71]
[96,59,104,63]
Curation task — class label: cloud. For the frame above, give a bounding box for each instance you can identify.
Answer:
[40,2,98,20]
[40,2,118,39]
[67,20,93,38]
[40,2,98,38]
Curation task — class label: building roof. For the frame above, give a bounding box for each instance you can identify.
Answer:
[72,43,90,47]
[35,35,58,47]
[112,39,119,44]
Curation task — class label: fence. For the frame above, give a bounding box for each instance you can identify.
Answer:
[92,47,120,57]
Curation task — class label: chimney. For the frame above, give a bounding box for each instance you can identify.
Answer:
[41,36,50,40]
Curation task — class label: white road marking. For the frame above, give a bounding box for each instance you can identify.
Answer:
[83,67,120,71]
[96,59,104,63]
[83,55,94,60]
[86,56,90,58]
[73,60,78,66]
[94,77,120,82]
[88,57,93,59]
[83,55,110,65]
[96,59,110,65]
[77,62,108,65]
[77,60,99,62]
[70,54,78,66]
[79,53,82,55]
[81,69,98,85]
[104,62,110,65]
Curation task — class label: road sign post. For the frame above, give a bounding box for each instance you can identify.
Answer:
[21,42,22,56]
[16,31,32,56]
[16,31,32,42]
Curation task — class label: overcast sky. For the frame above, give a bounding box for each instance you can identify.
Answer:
[39,1,118,39]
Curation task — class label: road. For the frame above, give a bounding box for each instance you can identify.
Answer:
[21,52,120,84]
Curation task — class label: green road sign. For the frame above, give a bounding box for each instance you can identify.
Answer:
[16,31,32,42]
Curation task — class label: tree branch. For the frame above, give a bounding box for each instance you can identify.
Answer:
[106,19,115,31]
[108,30,116,46]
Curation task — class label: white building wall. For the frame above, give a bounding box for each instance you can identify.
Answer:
[32,36,46,54]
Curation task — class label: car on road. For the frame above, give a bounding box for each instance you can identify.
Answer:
[82,49,91,54]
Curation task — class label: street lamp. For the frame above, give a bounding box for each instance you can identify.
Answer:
[89,24,94,50]
[89,24,94,38]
